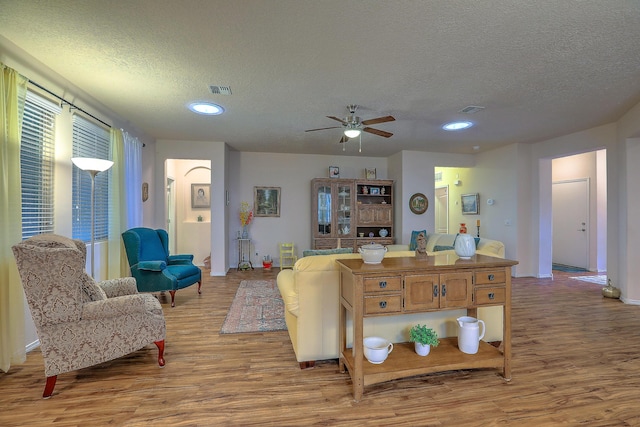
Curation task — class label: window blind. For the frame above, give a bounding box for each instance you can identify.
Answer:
[20,91,60,239]
[72,115,111,242]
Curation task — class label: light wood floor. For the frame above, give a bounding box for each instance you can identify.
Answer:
[1,268,638,426]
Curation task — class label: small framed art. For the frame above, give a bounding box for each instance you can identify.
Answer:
[191,183,210,208]
[461,193,479,215]
[329,166,340,178]
[254,186,281,217]
[365,168,376,180]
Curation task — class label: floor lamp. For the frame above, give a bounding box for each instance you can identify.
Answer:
[71,157,114,278]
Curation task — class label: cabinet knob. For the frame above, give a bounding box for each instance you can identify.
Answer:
[488,292,495,300]
[379,281,387,289]
[488,274,495,281]
[442,284,447,297]
[433,284,438,297]
[379,301,387,309]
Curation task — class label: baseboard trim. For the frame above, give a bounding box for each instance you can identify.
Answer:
[26,339,40,353]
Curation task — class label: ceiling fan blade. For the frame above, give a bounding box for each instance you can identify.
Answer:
[339,135,349,143]
[363,127,393,138]
[305,126,341,132]
[327,116,347,124]
[361,115,395,126]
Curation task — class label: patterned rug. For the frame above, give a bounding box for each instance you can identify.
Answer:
[570,275,607,285]
[220,280,287,334]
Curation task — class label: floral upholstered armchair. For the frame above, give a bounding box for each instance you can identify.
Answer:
[12,234,166,398]
[122,227,202,307]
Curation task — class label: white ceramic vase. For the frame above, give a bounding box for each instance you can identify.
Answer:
[454,233,476,259]
[414,342,431,356]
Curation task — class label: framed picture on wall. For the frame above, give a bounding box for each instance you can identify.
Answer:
[365,168,376,180]
[191,183,210,208]
[409,193,428,215]
[329,166,340,178]
[461,193,479,215]
[254,186,281,217]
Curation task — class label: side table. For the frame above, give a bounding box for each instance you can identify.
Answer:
[237,238,253,270]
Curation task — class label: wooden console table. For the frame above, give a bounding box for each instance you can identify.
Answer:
[337,254,518,400]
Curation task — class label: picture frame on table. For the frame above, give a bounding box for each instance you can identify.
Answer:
[254,186,281,217]
[191,183,210,208]
[461,193,480,215]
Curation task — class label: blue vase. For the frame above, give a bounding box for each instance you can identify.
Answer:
[242,226,249,239]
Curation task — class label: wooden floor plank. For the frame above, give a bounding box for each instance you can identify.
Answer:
[1,268,637,426]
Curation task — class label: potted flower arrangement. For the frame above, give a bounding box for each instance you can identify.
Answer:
[239,201,253,238]
[409,324,439,356]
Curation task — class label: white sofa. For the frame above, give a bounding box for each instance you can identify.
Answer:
[276,233,506,368]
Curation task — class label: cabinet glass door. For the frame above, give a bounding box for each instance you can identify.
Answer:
[336,184,352,236]
[317,185,331,235]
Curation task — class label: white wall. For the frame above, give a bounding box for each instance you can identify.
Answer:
[226,152,388,268]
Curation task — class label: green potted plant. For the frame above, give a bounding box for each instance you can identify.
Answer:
[409,324,439,356]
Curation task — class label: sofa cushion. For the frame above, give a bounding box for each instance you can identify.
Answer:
[302,247,353,257]
[409,230,427,250]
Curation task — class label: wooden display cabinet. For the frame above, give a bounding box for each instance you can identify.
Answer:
[312,178,394,250]
[311,178,355,246]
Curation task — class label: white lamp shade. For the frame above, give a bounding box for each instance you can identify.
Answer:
[72,157,114,172]
[344,128,361,138]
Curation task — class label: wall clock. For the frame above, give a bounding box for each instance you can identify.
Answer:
[409,193,428,214]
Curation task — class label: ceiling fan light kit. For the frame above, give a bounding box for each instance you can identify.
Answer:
[305,104,395,152]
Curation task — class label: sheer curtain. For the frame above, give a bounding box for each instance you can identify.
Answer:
[108,130,143,278]
[123,131,143,228]
[0,63,27,372]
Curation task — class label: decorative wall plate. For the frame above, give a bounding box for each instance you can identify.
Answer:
[409,193,428,214]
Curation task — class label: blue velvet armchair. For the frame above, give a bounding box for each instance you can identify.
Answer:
[122,227,202,307]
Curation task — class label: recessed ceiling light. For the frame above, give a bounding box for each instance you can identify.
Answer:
[442,121,473,131]
[188,102,224,115]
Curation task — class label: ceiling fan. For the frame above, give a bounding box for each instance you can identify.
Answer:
[305,105,395,151]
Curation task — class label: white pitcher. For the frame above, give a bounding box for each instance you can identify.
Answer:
[457,316,485,354]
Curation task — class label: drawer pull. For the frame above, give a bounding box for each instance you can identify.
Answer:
[379,301,387,309]
[488,292,495,300]
[488,274,495,281]
[442,284,447,297]
[379,281,387,289]
[433,284,438,297]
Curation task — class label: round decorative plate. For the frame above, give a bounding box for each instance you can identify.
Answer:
[409,193,428,215]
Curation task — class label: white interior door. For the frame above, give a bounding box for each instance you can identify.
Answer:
[552,179,589,268]
[435,186,449,234]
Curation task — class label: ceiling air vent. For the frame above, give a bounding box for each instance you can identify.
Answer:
[209,85,232,95]
[459,105,485,114]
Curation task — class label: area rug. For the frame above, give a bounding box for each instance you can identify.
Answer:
[220,280,287,334]
[553,263,589,273]
[570,275,607,285]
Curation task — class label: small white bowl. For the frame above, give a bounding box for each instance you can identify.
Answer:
[358,243,387,264]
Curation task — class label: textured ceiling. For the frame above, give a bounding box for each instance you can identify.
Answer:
[1,0,640,157]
